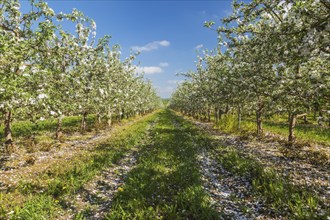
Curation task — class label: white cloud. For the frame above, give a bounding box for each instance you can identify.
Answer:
[158,41,170,46]
[195,44,203,50]
[131,40,170,52]
[159,62,169,67]
[135,62,169,75]
[135,66,163,75]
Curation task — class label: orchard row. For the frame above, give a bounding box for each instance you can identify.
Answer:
[170,0,329,143]
[0,0,161,149]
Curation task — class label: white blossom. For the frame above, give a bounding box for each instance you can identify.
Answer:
[29,98,36,105]
[31,67,38,74]
[38,93,48,99]
[99,88,104,95]
[19,64,27,71]
[48,8,55,15]
[91,20,96,29]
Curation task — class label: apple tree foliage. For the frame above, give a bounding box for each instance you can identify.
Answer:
[0,0,161,151]
[170,0,329,144]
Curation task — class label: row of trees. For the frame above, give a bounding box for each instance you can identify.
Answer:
[0,0,161,151]
[170,0,330,144]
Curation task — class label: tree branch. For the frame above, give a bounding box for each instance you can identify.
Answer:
[0,24,20,37]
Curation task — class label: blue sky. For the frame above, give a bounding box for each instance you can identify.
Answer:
[22,0,234,98]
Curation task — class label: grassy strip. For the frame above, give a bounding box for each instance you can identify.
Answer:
[0,112,158,219]
[0,112,134,140]
[263,121,330,145]
[106,109,219,219]
[213,145,328,219]
[214,114,330,145]
[0,115,97,139]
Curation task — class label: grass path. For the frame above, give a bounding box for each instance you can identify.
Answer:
[192,119,329,219]
[62,147,141,219]
[0,112,158,219]
[106,109,219,219]
[2,108,327,219]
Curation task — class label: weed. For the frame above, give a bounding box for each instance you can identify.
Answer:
[13,195,61,219]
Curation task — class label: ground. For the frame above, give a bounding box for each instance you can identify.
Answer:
[0,109,329,219]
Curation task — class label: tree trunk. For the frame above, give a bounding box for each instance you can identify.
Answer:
[207,109,211,122]
[313,110,317,121]
[55,116,63,140]
[288,113,307,144]
[107,107,112,129]
[203,111,207,121]
[214,107,219,125]
[225,104,229,114]
[303,115,307,124]
[256,112,262,136]
[256,101,264,137]
[118,109,122,122]
[81,111,88,132]
[319,111,323,117]
[4,110,15,153]
[238,106,242,130]
[288,112,291,122]
[122,109,125,120]
[288,113,297,144]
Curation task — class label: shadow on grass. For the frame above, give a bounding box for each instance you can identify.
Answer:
[106,109,221,219]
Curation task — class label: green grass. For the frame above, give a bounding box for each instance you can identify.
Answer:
[0,112,158,219]
[214,114,255,135]
[263,121,330,145]
[162,98,170,106]
[0,115,97,139]
[214,114,330,145]
[214,145,328,219]
[106,109,219,219]
[0,112,134,140]
[184,112,328,218]
[3,109,328,219]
